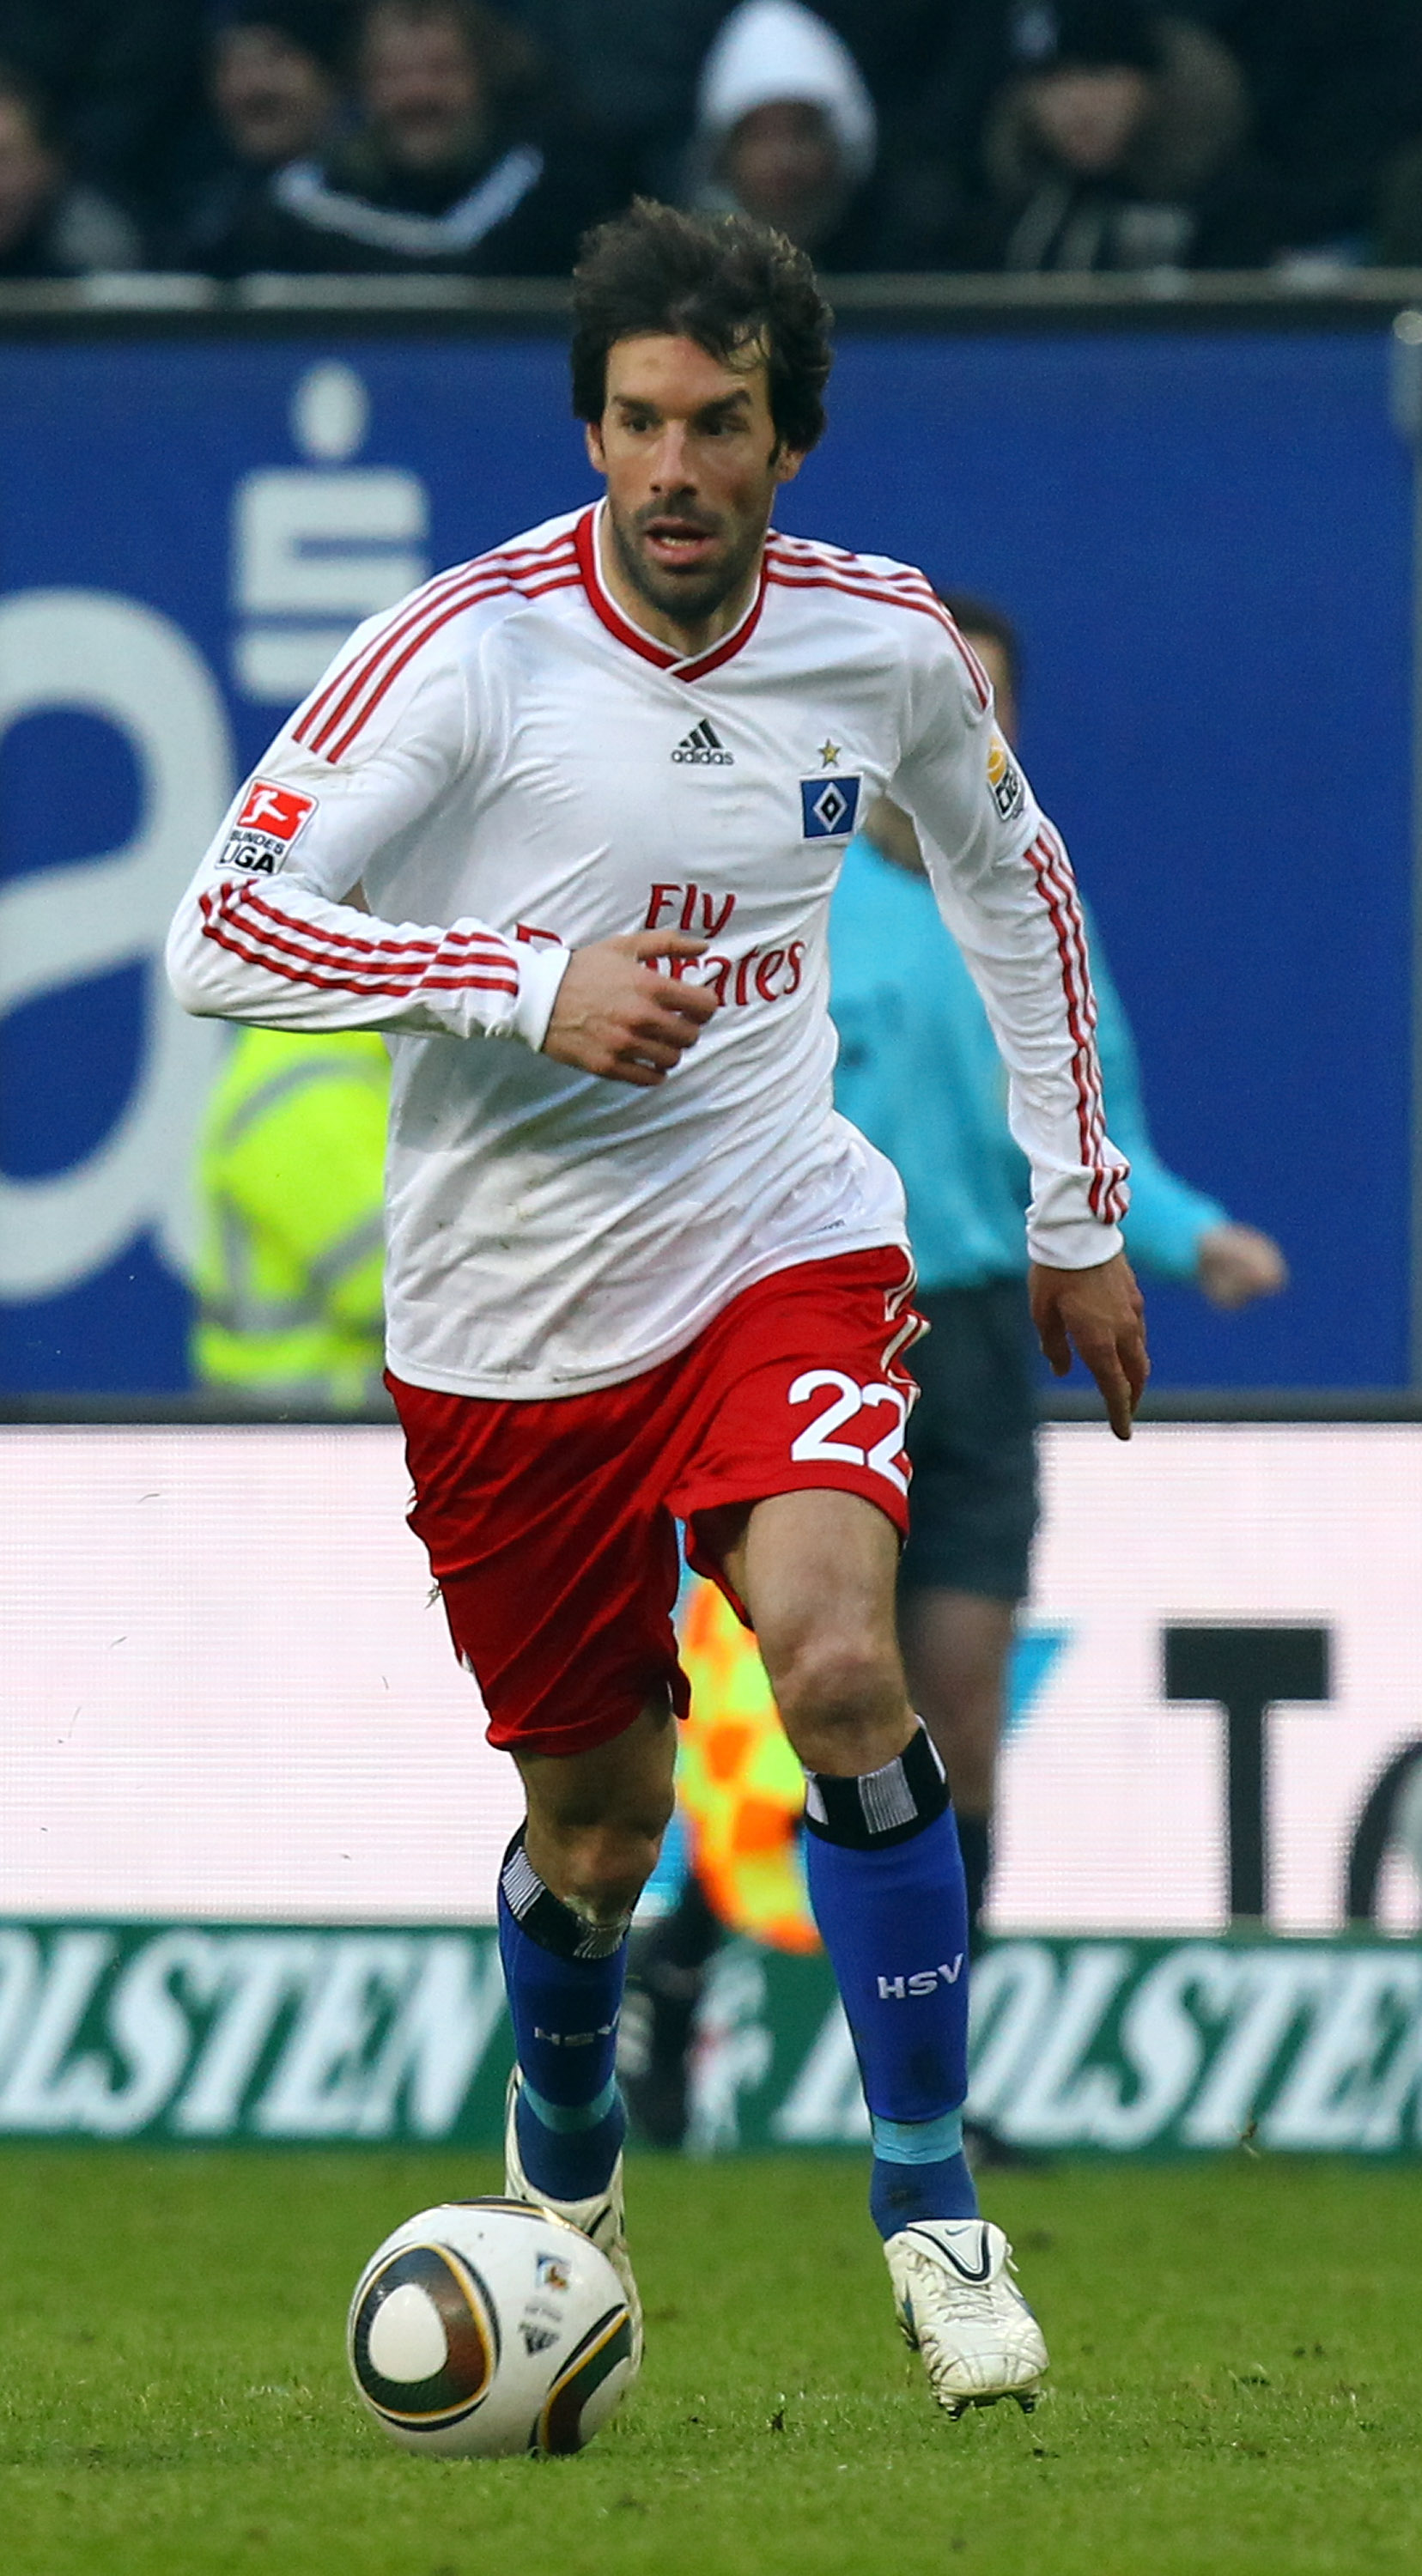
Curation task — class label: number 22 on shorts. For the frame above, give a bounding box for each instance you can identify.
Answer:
[787,1369,908,1492]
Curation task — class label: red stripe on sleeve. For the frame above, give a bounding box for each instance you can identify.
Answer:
[763,545,990,706]
[321,568,580,762]
[294,532,578,752]
[198,884,520,1000]
[1021,828,1127,1218]
[236,884,516,975]
[763,565,964,647]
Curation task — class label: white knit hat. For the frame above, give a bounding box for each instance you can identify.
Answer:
[696,0,878,187]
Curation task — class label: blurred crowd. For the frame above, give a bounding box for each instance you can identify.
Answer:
[4,0,1422,283]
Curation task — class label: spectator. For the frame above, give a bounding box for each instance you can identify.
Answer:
[217,0,611,276]
[165,4,349,273]
[0,59,141,276]
[682,0,946,269]
[684,0,882,263]
[501,3,942,206]
[946,1,1254,272]
[0,4,204,233]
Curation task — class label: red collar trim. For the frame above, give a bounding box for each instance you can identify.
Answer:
[574,502,769,682]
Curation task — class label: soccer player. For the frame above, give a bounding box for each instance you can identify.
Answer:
[167,197,1147,2418]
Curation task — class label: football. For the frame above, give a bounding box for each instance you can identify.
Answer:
[347,2197,638,2458]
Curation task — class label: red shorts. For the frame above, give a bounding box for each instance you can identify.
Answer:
[388,1247,921,1758]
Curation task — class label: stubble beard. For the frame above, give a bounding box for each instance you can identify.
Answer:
[607,501,767,636]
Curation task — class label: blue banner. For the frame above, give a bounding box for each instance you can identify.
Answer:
[0,326,1410,1388]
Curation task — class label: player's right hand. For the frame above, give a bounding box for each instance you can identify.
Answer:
[542,931,720,1086]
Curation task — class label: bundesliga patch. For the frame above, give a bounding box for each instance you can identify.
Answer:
[799,775,861,838]
[987,731,1025,823]
[217,778,319,875]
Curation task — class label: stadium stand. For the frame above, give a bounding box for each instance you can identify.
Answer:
[0,2,1419,275]
[193,0,616,278]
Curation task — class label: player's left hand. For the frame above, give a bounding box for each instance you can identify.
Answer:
[1030,1251,1148,1442]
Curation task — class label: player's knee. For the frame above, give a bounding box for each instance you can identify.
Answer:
[770,1630,908,1774]
[542,1800,672,1925]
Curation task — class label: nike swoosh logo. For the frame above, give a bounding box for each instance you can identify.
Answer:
[931,2225,992,2283]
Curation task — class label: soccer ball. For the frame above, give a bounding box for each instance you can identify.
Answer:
[347,2197,638,2458]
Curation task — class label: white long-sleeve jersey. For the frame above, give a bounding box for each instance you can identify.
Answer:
[167,502,1128,1400]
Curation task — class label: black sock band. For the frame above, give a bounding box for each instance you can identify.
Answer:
[956,1811,992,1951]
[803,1720,949,1850]
[499,1829,630,1961]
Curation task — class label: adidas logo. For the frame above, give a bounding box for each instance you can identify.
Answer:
[672,720,733,766]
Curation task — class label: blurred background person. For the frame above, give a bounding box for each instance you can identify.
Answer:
[0,58,141,275]
[899,0,1422,272]
[684,0,886,268]
[945,0,1254,271]
[0,2,204,246]
[498,2,941,209]
[163,3,350,273]
[216,0,613,276]
[681,0,953,270]
[191,1026,390,1413]
[623,590,1285,2157]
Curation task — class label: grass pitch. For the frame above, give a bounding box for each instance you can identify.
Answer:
[0,2148,1417,2576]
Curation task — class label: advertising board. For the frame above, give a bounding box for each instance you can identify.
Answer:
[3,1419,1420,1937]
[0,1923,1416,2158]
[4,1418,1421,2150]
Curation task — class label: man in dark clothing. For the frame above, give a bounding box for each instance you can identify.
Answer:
[941,2,1255,273]
[164,3,349,273]
[213,0,614,276]
[908,0,1422,269]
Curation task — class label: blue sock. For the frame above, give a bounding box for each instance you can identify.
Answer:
[802,1724,979,2239]
[496,1832,629,2202]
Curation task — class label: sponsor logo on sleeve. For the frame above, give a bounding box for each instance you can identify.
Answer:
[217,778,319,875]
[799,775,861,839]
[987,732,1025,823]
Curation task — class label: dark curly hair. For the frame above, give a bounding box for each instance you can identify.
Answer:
[569,199,834,458]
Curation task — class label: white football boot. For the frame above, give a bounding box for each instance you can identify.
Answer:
[884,2218,1047,2418]
[504,2070,643,2365]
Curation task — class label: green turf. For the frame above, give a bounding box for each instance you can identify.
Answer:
[0,2147,1417,2576]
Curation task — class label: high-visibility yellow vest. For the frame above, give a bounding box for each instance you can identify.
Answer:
[192,1028,389,1411]
[676,1576,819,1953]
